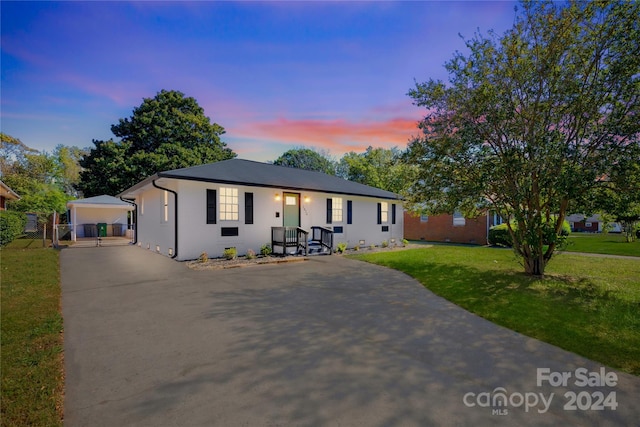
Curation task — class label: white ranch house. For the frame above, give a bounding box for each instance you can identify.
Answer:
[119,159,403,261]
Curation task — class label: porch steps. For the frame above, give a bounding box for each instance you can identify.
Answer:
[285,242,331,256]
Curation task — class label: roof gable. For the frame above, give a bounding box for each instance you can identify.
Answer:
[155,159,400,200]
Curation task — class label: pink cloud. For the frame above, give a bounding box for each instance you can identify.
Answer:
[232,115,422,155]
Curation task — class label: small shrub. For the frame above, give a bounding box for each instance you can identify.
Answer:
[370,244,376,250]
[402,238,409,247]
[0,211,27,246]
[488,219,572,247]
[224,247,237,260]
[198,251,208,263]
[260,243,272,256]
[488,223,512,247]
[246,249,256,260]
[336,242,347,253]
[381,240,389,248]
[353,245,360,251]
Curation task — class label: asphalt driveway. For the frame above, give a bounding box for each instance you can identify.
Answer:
[61,246,640,426]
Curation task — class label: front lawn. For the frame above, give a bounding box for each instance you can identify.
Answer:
[350,246,640,376]
[1,239,64,426]
[564,232,640,257]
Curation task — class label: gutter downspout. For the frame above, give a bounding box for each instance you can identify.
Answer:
[152,179,178,259]
[119,197,138,245]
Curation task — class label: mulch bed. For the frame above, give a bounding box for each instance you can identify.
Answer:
[186,243,430,270]
[187,255,309,270]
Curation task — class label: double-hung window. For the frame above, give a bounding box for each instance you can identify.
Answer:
[162,191,169,223]
[332,197,343,222]
[453,210,466,226]
[380,202,388,223]
[219,187,238,221]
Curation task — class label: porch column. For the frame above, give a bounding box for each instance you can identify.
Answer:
[72,206,77,241]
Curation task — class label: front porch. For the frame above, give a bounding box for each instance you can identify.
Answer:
[271,226,334,256]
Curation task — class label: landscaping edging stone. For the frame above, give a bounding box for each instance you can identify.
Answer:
[187,255,309,270]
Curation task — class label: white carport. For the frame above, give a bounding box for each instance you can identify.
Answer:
[67,195,135,241]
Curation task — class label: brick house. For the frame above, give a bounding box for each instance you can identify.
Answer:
[566,214,601,232]
[404,210,503,245]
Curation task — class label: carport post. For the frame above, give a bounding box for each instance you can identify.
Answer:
[71,205,77,241]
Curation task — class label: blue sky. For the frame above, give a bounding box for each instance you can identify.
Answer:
[1,1,517,162]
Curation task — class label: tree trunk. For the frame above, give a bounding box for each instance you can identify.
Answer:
[524,254,546,276]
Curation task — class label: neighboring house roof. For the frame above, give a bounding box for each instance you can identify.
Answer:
[0,180,20,201]
[566,213,603,223]
[67,195,135,210]
[120,159,401,200]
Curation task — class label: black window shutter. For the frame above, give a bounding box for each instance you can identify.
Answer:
[347,200,353,225]
[245,192,254,224]
[377,202,382,224]
[206,189,216,224]
[326,198,333,224]
[392,203,396,224]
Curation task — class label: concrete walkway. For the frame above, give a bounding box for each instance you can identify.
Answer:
[61,246,640,426]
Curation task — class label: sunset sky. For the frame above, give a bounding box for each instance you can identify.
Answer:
[1,1,517,162]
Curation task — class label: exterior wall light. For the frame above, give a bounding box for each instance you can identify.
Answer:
[304,196,311,203]
[275,193,281,201]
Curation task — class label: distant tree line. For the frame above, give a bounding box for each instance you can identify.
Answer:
[272,146,415,195]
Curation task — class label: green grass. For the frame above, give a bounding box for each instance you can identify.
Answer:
[350,246,640,376]
[1,239,64,426]
[564,232,640,257]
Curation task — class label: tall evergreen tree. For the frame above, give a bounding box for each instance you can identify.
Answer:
[80,90,236,196]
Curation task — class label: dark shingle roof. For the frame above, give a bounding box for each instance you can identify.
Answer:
[157,159,399,200]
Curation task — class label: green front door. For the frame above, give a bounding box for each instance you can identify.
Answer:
[283,192,300,227]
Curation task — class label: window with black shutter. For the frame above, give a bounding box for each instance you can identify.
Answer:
[392,203,396,224]
[245,192,254,224]
[326,198,333,224]
[377,202,382,224]
[347,200,353,224]
[206,189,217,224]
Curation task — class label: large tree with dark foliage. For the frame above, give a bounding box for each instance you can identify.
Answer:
[272,147,336,175]
[405,0,640,275]
[79,90,236,196]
